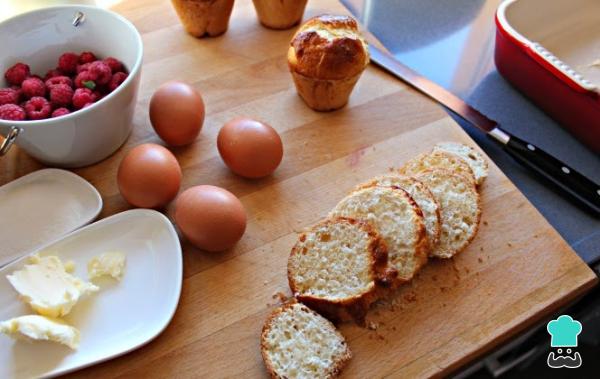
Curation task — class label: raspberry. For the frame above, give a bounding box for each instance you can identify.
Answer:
[21,77,46,99]
[23,97,52,120]
[72,88,97,109]
[0,104,25,121]
[49,84,74,107]
[57,52,79,74]
[44,69,63,81]
[0,88,20,105]
[4,63,30,86]
[76,62,92,74]
[79,51,97,64]
[108,72,128,92]
[74,70,96,89]
[88,61,112,85]
[51,107,70,118]
[46,76,73,90]
[103,57,124,73]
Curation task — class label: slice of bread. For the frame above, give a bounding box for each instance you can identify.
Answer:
[330,186,428,285]
[433,142,488,185]
[415,169,481,258]
[261,301,352,379]
[288,217,396,322]
[355,174,441,251]
[398,150,476,185]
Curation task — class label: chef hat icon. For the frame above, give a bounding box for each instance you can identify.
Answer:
[547,315,582,347]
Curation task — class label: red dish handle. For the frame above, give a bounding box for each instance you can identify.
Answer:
[495,14,597,97]
[525,44,596,96]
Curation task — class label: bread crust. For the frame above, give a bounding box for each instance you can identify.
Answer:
[288,15,369,80]
[260,300,352,379]
[288,217,397,324]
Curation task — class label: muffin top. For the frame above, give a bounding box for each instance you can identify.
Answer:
[287,15,370,80]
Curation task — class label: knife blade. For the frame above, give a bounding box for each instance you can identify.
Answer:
[368,44,600,216]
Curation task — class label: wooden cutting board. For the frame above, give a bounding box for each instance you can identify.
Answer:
[0,0,596,377]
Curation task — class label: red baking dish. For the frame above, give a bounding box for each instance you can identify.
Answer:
[495,0,600,153]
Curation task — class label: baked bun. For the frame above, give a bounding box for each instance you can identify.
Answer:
[433,142,489,185]
[288,217,396,322]
[355,175,441,251]
[415,169,481,258]
[287,14,370,111]
[330,186,428,285]
[252,0,308,30]
[399,150,477,185]
[171,0,234,38]
[261,301,352,379]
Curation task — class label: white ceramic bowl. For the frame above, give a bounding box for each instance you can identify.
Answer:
[0,5,143,168]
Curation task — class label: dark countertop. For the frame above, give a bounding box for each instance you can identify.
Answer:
[343,0,600,263]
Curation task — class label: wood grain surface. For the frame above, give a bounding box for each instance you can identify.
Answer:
[0,0,597,378]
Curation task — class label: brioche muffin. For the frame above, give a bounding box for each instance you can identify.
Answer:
[252,0,308,30]
[171,0,235,38]
[288,217,396,323]
[330,186,428,286]
[287,15,370,111]
[261,301,352,379]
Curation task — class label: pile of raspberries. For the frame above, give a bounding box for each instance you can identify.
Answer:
[0,52,128,121]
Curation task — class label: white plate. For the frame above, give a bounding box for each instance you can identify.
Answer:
[0,209,183,378]
[0,169,102,268]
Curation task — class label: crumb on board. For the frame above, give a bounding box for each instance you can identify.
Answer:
[483,221,488,226]
[478,257,483,263]
[403,292,417,303]
[368,321,379,330]
[465,267,471,274]
[263,280,269,286]
[480,247,484,252]
[432,275,438,282]
[388,167,395,172]
[272,292,289,303]
[507,242,513,247]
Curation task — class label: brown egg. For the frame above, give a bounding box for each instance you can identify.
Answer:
[117,143,182,208]
[217,118,283,178]
[175,185,247,252]
[149,81,205,146]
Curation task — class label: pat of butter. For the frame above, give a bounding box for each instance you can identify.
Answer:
[6,254,99,318]
[88,252,126,281]
[0,315,79,349]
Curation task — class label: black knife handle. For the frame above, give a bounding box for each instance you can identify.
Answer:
[504,135,600,216]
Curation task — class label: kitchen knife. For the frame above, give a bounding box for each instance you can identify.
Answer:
[368,44,600,216]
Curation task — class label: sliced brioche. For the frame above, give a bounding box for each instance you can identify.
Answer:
[356,174,441,250]
[288,217,395,322]
[433,142,488,185]
[330,186,428,285]
[415,169,481,258]
[399,150,476,185]
[261,301,352,379]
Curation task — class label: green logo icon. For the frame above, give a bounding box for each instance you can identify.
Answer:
[547,315,582,347]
